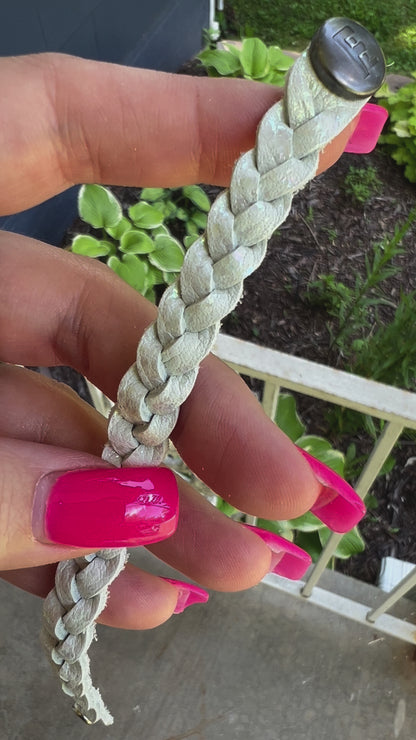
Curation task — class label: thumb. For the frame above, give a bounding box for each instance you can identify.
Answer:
[0,437,178,570]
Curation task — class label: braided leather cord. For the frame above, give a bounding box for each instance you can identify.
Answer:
[42,50,368,724]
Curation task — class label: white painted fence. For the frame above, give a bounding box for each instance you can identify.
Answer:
[213,333,416,644]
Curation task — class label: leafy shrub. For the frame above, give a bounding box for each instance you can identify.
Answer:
[70,184,210,301]
[198,37,294,85]
[378,74,416,182]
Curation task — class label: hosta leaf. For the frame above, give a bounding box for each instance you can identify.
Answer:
[182,185,211,212]
[149,235,185,271]
[287,511,325,532]
[128,202,164,229]
[197,49,241,76]
[268,46,294,71]
[241,38,269,79]
[140,187,167,202]
[275,393,306,442]
[319,526,365,559]
[190,211,208,230]
[296,435,345,475]
[78,184,122,229]
[107,254,147,293]
[71,234,112,257]
[105,217,132,240]
[119,229,155,254]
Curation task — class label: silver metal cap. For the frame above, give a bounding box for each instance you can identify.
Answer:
[309,17,386,100]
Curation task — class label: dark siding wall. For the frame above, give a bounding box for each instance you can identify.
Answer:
[0,0,209,244]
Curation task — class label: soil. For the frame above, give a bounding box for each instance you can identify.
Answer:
[60,64,416,587]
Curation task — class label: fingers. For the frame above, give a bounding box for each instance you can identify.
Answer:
[1,233,320,519]
[0,360,287,577]
[1,564,180,630]
[0,53,355,215]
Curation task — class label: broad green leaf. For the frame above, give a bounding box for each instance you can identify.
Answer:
[147,264,165,285]
[296,435,345,475]
[162,200,178,219]
[295,531,322,562]
[128,202,164,229]
[78,184,122,229]
[149,235,185,271]
[186,220,199,236]
[176,207,189,221]
[152,224,170,237]
[256,518,294,539]
[105,217,132,240]
[120,229,155,254]
[287,511,325,532]
[275,393,306,442]
[144,287,156,303]
[182,185,211,212]
[71,234,112,258]
[184,234,199,248]
[319,526,365,559]
[190,211,208,230]
[140,187,167,202]
[197,48,241,76]
[241,38,269,79]
[268,46,294,71]
[162,270,178,286]
[107,254,147,293]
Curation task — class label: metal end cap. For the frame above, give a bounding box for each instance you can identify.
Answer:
[309,17,386,100]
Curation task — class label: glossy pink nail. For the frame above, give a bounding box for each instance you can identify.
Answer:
[243,524,311,580]
[162,578,209,613]
[298,448,365,533]
[33,467,179,548]
[344,102,388,154]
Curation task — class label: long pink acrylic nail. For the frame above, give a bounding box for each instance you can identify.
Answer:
[33,467,179,548]
[344,102,388,154]
[298,448,365,533]
[161,578,209,613]
[243,524,311,580]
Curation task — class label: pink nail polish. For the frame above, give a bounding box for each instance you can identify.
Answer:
[32,467,179,548]
[344,102,388,154]
[298,449,365,533]
[162,578,209,613]
[243,524,311,580]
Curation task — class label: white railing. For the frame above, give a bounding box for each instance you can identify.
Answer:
[213,333,416,644]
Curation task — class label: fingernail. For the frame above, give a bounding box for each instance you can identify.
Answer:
[161,578,209,613]
[344,103,388,154]
[298,449,365,533]
[242,524,311,580]
[32,467,179,548]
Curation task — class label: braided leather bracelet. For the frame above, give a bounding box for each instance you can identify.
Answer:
[40,18,385,725]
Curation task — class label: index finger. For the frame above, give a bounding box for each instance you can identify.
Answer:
[0,54,355,215]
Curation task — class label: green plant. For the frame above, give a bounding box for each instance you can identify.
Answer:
[344,165,382,204]
[377,74,416,182]
[306,208,416,354]
[197,37,294,85]
[70,184,210,301]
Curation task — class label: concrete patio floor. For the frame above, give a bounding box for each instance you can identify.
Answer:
[1,550,416,740]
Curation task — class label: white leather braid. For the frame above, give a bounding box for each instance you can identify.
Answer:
[43,50,368,724]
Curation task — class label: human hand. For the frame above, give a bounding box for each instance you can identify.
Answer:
[0,53,362,628]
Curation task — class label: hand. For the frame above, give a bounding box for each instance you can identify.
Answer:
[0,53,357,628]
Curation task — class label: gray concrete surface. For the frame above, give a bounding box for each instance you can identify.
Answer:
[1,551,416,740]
